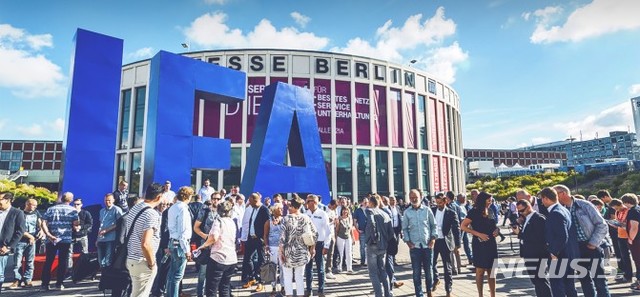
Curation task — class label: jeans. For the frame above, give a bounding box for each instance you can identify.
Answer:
[127,258,158,297]
[68,236,88,268]
[325,239,335,273]
[409,247,433,297]
[367,248,392,297]
[205,258,235,297]
[0,255,8,284]
[358,231,367,265]
[166,244,188,297]
[151,249,171,296]
[42,242,71,287]
[305,242,326,293]
[13,241,36,282]
[282,265,305,296]
[461,231,473,262]
[385,254,396,285]
[241,237,264,283]
[197,262,207,297]
[97,241,115,268]
[576,242,610,297]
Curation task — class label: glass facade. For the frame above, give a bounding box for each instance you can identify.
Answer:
[376,151,389,196]
[133,87,146,148]
[422,154,430,194]
[116,154,127,185]
[119,90,131,150]
[408,153,418,190]
[356,149,371,198]
[130,152,142,195]
[392,152,404,198]
[336,149,352,197]
[223,148,242,190]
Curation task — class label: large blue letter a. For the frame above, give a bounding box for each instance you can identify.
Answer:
[241,82,330,203]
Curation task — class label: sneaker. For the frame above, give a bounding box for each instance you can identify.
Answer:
[326,272,336,279]
[346,270,354,274]
[255,283,264,292]
[8,281,21,289]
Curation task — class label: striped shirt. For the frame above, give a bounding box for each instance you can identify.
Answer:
[43,204,79,244]
[125,202,161,261]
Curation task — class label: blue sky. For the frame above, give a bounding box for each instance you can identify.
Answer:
[1,0,639,148]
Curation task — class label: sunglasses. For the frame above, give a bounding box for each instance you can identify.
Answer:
[74,203,82,206]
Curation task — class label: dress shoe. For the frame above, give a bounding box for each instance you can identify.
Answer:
[255,283,264,292]
[432,279,440,292]
[393,281,404,288]
[8,281,21,289]
[242,280,256,289]
[304,290,312,297]
[23,281,33,288]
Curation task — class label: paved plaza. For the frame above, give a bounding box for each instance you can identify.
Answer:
[4,225,638,296]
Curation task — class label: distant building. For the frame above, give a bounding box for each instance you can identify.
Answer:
[464,148,566,167]
[0,140,62,190]
[520,131,637,165]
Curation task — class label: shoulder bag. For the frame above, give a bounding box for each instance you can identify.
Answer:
[99,206,151,292]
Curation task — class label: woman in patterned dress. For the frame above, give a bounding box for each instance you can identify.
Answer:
[279,196,317,297]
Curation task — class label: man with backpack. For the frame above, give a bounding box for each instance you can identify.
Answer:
[193,192,222,297]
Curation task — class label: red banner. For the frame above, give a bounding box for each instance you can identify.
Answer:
[441,156,449,191]
[355,83,370,145]
[438,101,447,153]
[404,92,416,149]
[432,156,440,192]
[429,98,438,151]
[389,89,402,147]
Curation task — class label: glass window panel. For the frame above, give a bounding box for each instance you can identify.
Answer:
[322,148,332,191]
[116,153,128,187]
[375,151,389,196]
[408,153,418,190]
[393,152,404,199]
[11,152,22,160]
[130,152,142,195]
[9,162,20,171]
[356,149,371,199]
[0,152,10,160]
[133,86,146,148]
[336,149,353,199]
[119,90,132,149]
[418,95,427,149]
[422,154,430,195]
[223,148,242,191]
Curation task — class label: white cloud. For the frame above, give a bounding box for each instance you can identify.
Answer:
[128,47,154,60]
[531,137,552,144]
[0,24,65,98]
[629,84,640,96]
[51,118,65,132]
[552,101,633,140]
[421,42,468,84]
[184,12,329,50]
[0,119,6,131]
[525,0,640,44]
[332,7,466,83]
[203,0,227,4]
[16,123,44,137]
[290,12,310,28]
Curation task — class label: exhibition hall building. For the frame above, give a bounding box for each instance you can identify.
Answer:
[116,49,464,200]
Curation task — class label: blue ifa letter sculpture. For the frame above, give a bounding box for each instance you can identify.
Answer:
[241,83,331,202]
[62,29,330,206]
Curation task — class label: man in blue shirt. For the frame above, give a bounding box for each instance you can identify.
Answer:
[403,189,437,297]
[41,192,79,291]
[97,193,123,268]
[10,198,42,289]
[353,196,369,267]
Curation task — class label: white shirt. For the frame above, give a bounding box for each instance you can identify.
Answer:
[168,200,192,252]
[327,208,337,238]
[240,205,257,241]
[509,202,517,213]
[390,206,399,228]
[198,186,216,203]
[0,208,9,235]
[305,208,332,249]
[521,211,536,233]
[161,190,176,204]
[435,208,445,239]
[233,204,245,227]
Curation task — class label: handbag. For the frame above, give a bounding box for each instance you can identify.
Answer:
[260,253,277,284]
[99,206,151,291]
[301,219,316,247]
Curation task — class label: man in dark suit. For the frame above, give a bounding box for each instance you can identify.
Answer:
[0,192,26,293]
[431,193,461,297]
[512,199,552,297]
[240,192,270,292]
[539,187,578,297]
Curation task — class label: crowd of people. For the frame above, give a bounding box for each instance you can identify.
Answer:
[0,181,640,297]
